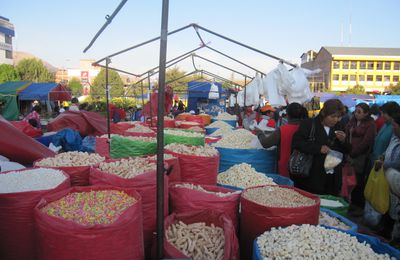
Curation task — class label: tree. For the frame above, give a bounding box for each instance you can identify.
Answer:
[68,77,83,97]
[345,84,365,94]
[15,58,54,82]
[91,68,125,98]
[388,83,400,95]
[0,64,20,84]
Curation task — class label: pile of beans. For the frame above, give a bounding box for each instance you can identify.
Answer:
[165,129,204,138]
[214,113,236,120]
[257,224,392,259]
[166,221,225,260]
[174,183,240,198]
[41,190,136,225]
[36,152,105,167]
[243,186,316,208]
[165,143,218,157]
[98,158,156,178]
[206,120,233,129]
[0,168,66,193]
[126,124,154,133]
[212,129,256,149]
[319,211,351,230]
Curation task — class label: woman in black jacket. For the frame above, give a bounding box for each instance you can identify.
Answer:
[291,99,351,195]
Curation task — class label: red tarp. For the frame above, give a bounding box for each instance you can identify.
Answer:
[49,84,71,101]
[47,111,107,136]
[0,116,55,164]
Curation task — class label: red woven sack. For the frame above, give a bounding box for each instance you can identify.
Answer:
[89,165,168,257]
[169,182,240,229]
[95,137,110,159]
[34,185,144,260]
[164,209,239,260]
[240,185,320,260]
[165,149,219,185]
[148,156,181,183]
[0,169,70,260]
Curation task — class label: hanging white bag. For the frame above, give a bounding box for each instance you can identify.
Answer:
[208,83,219,100]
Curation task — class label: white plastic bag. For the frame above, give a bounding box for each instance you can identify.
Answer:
[262,70,286,107]
[386,168,400,197]
[324,150,343,174]
[229,95,236,107]
[237,91,244,107]
[208,83,219,100]
[244,79,260,106]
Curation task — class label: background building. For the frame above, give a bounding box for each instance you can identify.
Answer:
[0,16,14,65]
[301,46,400,93]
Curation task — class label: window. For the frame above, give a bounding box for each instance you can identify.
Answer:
[342,61,349,69]
[376,62,383,70]
[350,75,356,81]
[333,61,340,69]
[367,75,374,81]
[384,75,390,82]
[394,76,399,82]
[342,75,349,81]
[394,62,400,70]
[5,50,12,59]
[360,61,366,69]
[332,74,339,80]
[350,61,357,69]
[376,75,382,82]
[367,61,374,70]
[5,35,12,44]
[358,75,365,81]
[384,62,391,70]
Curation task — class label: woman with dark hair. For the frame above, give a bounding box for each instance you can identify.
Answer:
[256,102,308,177]
[291,99,351,195]
[23,105,41,128]
[346,103,376,215]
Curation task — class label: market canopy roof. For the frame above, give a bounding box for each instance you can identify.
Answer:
[18,83,71,101]
[188,81,223,98]
[0,81,31,95]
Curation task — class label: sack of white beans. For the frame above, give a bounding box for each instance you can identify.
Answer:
[240,185,320,259]
[0,168,70,260]
[34,151,105,186]
[164,209,239,260]
[169,182,241,229]
[34,186,144,260]
[89,157,168,257]
[165,144,219,185]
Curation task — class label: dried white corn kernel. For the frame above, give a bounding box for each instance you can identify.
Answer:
[206,120,233,129]
[257,224,393,259]
[319,211,351,230]
[174,183,240,198]
[36,152,105,167]
[214,113,236,120]
[98,157,155,178]
[126,124,154,133]
[217,163,276,189]
[165,143,218,157]
[165,129,204,138]
[212,129,256,149]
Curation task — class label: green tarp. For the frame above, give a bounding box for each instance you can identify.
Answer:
[0,81,31,120]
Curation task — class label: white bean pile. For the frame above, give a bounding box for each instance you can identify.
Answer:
[126,124,154,133]
[206,120,233,129]
[0,168,66,193]
[319,211,351,230]
[210,127,233,137]
[212,129,256,149]
[174,183,240,198]
[122,136,156,143]
[98,157,156,178]
[165,129,204,138]
[148,154,176,160]
[243,186,316,208]
[36,152,105,167]
[165,143,218,157]
[217,163,276,189]
[166,221,225,260]
[214,112,236,120]
[257,224,393,259]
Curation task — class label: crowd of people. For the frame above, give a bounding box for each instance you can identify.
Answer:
[253,99,400,245]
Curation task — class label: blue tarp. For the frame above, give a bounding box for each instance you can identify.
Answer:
[187,81,223,98]
[18,83,58,101]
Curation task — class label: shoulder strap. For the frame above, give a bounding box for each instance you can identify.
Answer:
[308,120,316,141]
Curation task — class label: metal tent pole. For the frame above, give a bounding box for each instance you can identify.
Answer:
[140,81,145,108]
[148,72,153,127]
[156,0,169,259]
[105,57,111,139]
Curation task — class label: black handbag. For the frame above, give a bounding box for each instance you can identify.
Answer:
[289,121,316,177]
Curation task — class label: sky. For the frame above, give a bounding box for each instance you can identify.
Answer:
[2,0,400,81]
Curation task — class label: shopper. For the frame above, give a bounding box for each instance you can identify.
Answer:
[256,102,307,177]
[256,105,276,130]
[291,99,351,195]
[23,105,41,129]
[346,103,376,215]
[69,97,80,111]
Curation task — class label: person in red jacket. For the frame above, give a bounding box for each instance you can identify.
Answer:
[255,102,308,177]
[345,102,377,215]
